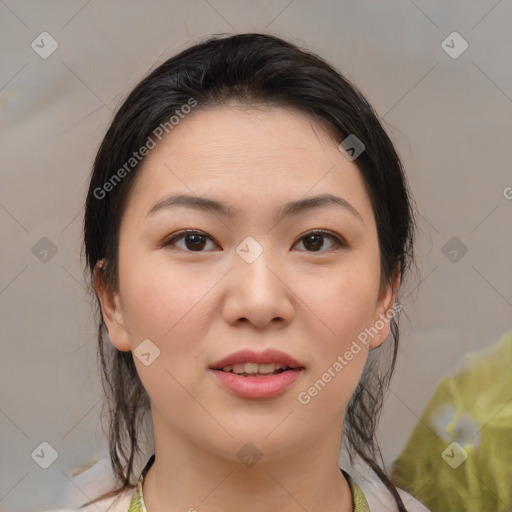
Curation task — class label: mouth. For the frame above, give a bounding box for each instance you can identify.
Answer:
[209,348,305,373]
[209,349,305,398]
[209,365,304,399]
[214,362,303,377]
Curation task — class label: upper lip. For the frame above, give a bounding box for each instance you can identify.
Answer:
[209,348,304,370]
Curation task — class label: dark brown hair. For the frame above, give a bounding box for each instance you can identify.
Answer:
[81,32,416,510]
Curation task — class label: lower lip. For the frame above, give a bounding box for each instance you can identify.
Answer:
[209,369,303,399]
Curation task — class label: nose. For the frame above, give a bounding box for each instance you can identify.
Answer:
[222,246,294,329]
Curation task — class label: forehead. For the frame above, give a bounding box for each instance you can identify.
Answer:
[153,105,339,169]
[123,105,373,224]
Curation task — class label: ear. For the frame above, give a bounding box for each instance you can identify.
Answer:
[369,263,401,349]
[93,259,131,352]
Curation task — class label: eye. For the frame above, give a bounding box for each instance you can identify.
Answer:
[163,230,217,252]
[162,229,346,253]
[294,230,346,253]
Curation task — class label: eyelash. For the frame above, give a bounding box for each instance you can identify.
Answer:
[162,229,346,253]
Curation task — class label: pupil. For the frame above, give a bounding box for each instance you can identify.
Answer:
[304,234,323,251]
[186,234,206,251]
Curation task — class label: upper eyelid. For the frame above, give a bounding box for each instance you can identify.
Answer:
[164,230,220,247]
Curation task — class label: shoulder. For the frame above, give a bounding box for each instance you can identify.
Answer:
[37,489,134,512]
[360,479,430,512]
[70,490,134,512]
[37,456,137,512]
[345,460,431,512]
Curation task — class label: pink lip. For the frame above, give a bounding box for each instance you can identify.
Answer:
[210,368,303,399]
[209,348,304,370]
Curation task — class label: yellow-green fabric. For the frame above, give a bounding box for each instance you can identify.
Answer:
[127,480,144,512]
[391,331,512,512]
[345,471,371,511]
[128,455,370,511]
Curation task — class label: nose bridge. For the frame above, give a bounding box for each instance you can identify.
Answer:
[235,235,280,292]
[226,235,293,326]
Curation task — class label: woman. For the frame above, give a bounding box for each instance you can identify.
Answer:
[80,32,427,511]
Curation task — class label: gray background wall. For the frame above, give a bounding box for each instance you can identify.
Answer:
[1,1,511,510]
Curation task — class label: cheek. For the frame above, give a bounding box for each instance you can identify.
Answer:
[119,257,213,350]
[296,257,380,343]
[292,253,380,403]
[118,261,215,407]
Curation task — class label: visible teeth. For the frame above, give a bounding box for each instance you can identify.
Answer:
[258,363,277,373]
[222,363,289,374]
[233,362,261,374]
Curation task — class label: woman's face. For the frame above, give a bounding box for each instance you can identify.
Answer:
[95,104,397,462]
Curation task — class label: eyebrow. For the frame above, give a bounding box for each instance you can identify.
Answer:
[146,193,363,223]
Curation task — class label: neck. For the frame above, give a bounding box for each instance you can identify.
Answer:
[142,409,353,512]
